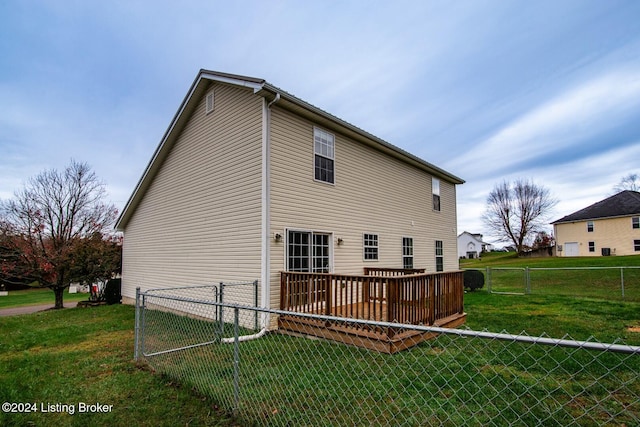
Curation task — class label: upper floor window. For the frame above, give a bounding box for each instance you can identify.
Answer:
[314,127,335,184]
[633,217,639,229]
[587,221,594,232]
[363,233,379,261]
[432,178,441,211]
[402,237,414,269]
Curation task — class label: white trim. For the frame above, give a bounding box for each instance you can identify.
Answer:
[402,236,414,269]
[363,232,379,261]
[312,126,336,185]
[200,71,263,91]
[260,98,270,316]
[285,228,334,273]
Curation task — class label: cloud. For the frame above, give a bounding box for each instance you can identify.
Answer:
[447,66,640,178]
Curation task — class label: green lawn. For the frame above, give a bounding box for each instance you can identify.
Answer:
[0,305,233,426]
[2,282,639,425]
[461,251,640,268]
[461,253,640,301]
[139,294,640,425]
[0,287,88,309]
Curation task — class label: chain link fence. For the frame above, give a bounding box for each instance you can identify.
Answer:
[479,266,640,301]
[134,284,640,426]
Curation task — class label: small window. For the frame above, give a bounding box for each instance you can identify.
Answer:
[402,237,413,269]
[363,234,379,261]
[432,178,441,211]
[635,240,640,252]
[588,241,595,252]
[205,91,214,114]
[633,217,639,229]
[435,240,444,272]
[587,221,594,232]
[314,128,335,184]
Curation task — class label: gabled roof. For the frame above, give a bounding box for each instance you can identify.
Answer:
[457,231,489,244]
[551,190,640,224]
[116,70,464,231]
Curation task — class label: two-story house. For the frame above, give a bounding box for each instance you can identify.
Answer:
[552,190,640,257]
[116,70,465,317]
[457,231,492,259]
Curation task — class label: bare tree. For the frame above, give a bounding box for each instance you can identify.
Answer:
[0,160,118,308]
[613,173,639,193]
[482,179,557,254]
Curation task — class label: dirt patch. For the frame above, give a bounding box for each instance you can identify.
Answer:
[626,326,640,333]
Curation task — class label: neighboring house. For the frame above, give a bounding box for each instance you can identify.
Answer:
[457,232,491,259]
[115,70,465,322]
[552,190,640,257]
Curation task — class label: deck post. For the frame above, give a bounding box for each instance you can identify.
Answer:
[325,275,332,317]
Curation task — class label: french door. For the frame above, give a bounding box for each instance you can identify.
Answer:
[287,230,332,273]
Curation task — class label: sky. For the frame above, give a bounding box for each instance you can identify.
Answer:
[1,0,639,246]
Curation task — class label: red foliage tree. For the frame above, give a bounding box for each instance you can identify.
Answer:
[0,161,119,308]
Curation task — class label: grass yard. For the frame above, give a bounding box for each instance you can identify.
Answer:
[139,293,640,426]
[461,253,640,301]
[0,287,88,309]
[2,283,639,425]
[0,305,233,426]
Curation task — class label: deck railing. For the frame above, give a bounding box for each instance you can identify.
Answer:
[363,267,426,276]
[280,270,464,332]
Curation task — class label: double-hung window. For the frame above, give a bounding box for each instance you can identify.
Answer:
[588,241,595,252]
[363,234,379,261]
[432,178,441,211]
[633,217,639,229]
[635,240,640,252]
[587,221,594,232]
[314,128,335,184]
[435,240,444,272]
[402,237,414,269]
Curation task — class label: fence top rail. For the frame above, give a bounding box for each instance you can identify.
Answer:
[464,266,640,271]
[282,270,464,279]
[528,266,640,271]
[218,280,258,286]
[145,284,218,294]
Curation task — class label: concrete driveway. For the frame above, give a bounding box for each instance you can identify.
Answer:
[0,303,76,317]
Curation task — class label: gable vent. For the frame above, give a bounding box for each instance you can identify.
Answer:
[205,91,214,114]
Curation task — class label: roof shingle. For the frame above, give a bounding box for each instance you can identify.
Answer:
[551,190,640,224]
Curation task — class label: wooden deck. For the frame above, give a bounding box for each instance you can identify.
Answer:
[279,269,466,353]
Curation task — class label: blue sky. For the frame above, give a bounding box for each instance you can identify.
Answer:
[1,0,639,245]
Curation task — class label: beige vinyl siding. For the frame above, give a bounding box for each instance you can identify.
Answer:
[121,83,263,305]
[555,216,640,256]
[268,107,458,308]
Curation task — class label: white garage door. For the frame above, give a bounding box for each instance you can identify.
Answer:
[564,242,579,256]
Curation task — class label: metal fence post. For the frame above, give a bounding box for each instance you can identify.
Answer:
[219,282,225,335]
[254,279,259,330]
[487,267,492,293]
[525,267,531,295]
[621,267,625,299]
[233,306,240,416]
[134,287,140,361]
[140,292,146,358]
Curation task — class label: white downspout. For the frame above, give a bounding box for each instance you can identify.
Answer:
[227,92,280,345]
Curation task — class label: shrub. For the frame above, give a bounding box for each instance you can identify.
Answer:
[464,270,485,292]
